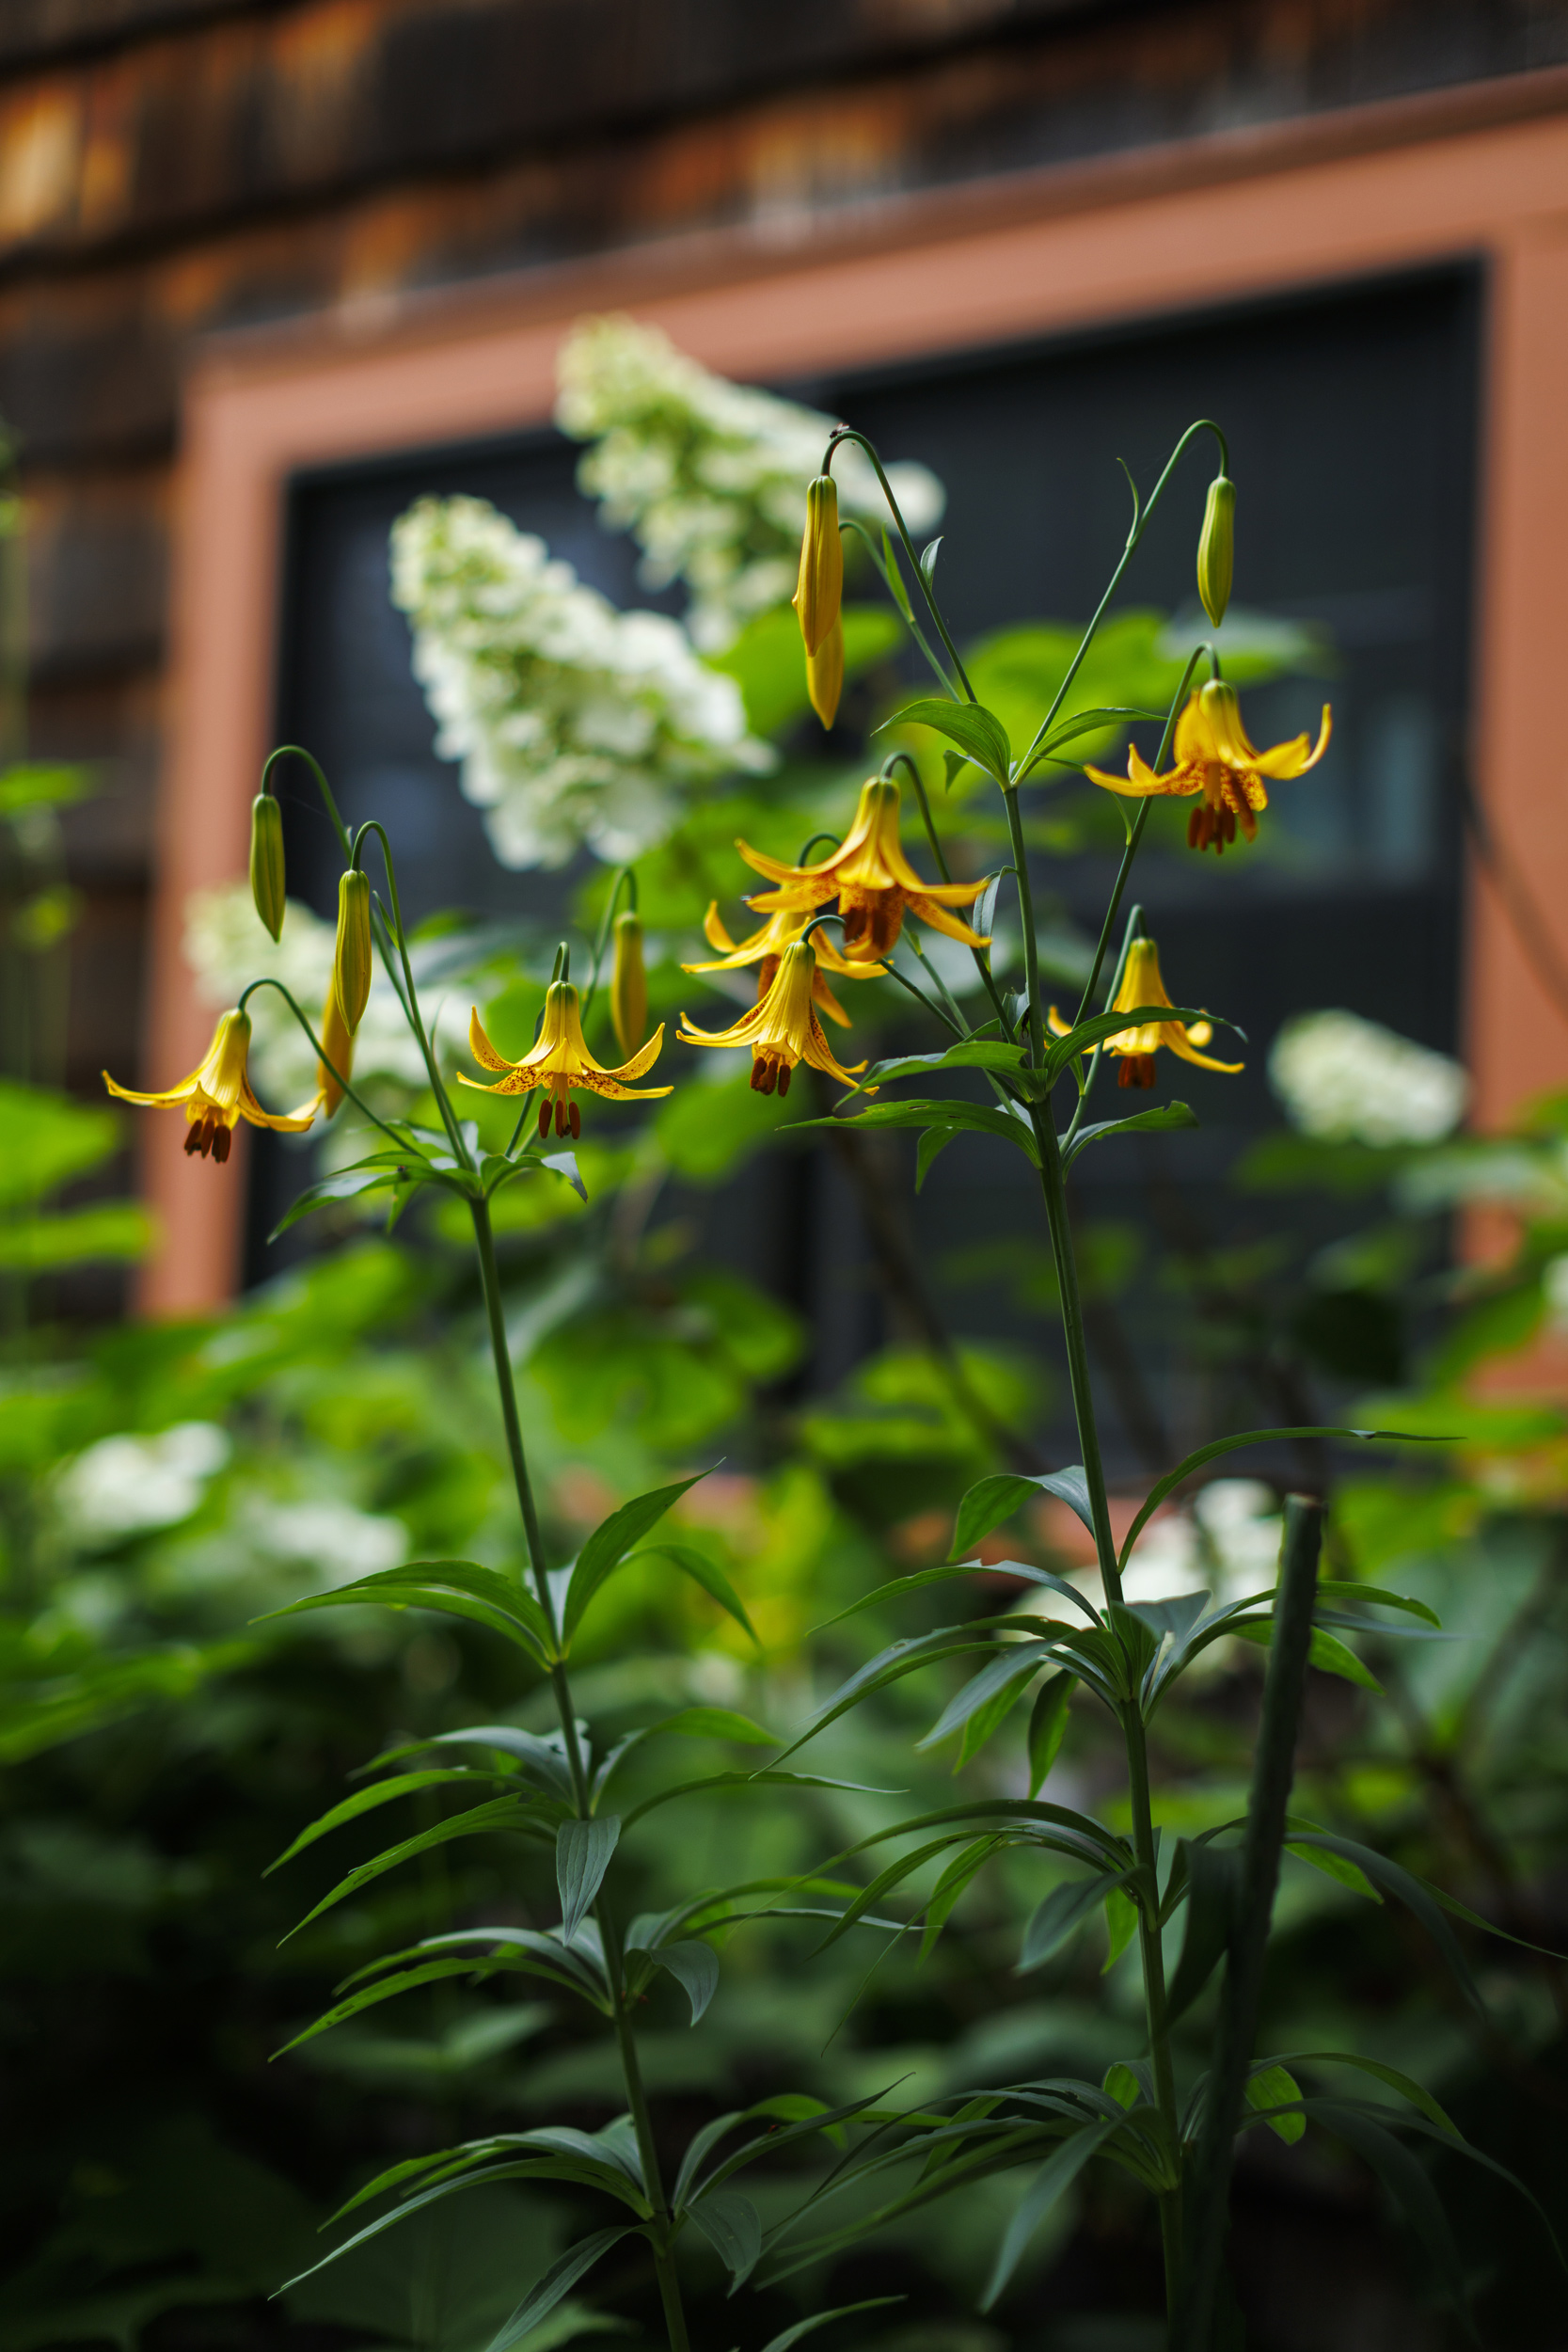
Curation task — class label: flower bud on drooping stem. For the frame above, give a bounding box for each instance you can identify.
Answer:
[1196,472,1235,628]
[249,793,286,942]
[334,868,372,1033]
[610,908,648,1059]
[806,614,844,731]
[793,474,843,656]
[317,984,354,1117]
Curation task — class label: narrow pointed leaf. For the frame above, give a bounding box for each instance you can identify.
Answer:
[1064,1102,1197,1165]
[281,1799,543,1941]
[484,2228,634,2352]
[1027,1674,1073,1796]
[949,1466,1097,1562]
[643,1938,719,2026]
[266,1769,499,1874]
[880,696,1012,780]
[917,1647,1049,1756]
[980,2121,1120,2309]
[562,1473,710,1640]
[1020,1869,1129,1974]
[817,1559,1099,1631]
[688,2187,762,2287]
[1165,1840,1239,2023]
[1118,1427,1440,1569]
[757,2299,906,2352]
[635,1542,758,1643]
[557,1816,621,1942]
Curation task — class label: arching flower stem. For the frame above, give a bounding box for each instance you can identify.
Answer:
[823,425,977,705]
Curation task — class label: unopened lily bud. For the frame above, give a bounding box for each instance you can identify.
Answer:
[249,793,285,942]
[1196,473,1235,628]
[334,868,372,1033]
[610,908,648,1060]
[806,614,844,731]
[317,985,354,1117]
[793,474,842,656]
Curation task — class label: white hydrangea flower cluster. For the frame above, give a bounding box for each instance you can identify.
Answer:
[1269,1009,1469,1147]
[389,495,768,871]
[183,882,427,1117]
[555,315,945,652]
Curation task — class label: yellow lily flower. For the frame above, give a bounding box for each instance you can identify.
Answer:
[1085,679,1331,854]
[461,981,671,1138]
[683,901,883,1029]
[736,777,990,962]
[679,940,872,1097]
[103,1008,318,1163]
[1048,938,1243,1090]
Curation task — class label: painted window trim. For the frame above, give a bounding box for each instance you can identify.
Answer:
[146,83,1568,1312]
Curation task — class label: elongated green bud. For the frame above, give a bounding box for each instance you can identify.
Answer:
[1196,473,1235,628]
[333,868,372,1033]
[610,908,648,1060]
[249,792,285,942]
[793,474,843,656]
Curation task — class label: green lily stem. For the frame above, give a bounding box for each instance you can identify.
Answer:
[1175,1497,1324,2350]
[467,1194,690,2352]
[824,427,977,704]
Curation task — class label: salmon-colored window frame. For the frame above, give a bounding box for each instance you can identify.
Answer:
[144,81,1568,1315]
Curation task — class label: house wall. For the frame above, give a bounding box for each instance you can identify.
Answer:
[3,0,1568,1308]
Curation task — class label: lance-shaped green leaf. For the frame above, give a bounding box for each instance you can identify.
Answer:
[980,2120,1122,2309]
[756,2299,906,2352]
[879,696,1012,780]
[916,1645,1053,1756]
[484,2228,636,2352]
[265,1769,504,1874]
[591,1707,778,1803]
[412,1725,578,1805]
[1118,1425,1439,1569]
[1019,1866,1139,1975]
[272,1955,553,2058]
[623,1769,904,1830]
[1299,2102,1472,2328]
[1285,1833,1529,2013]
[1165,1839,1240,2024]
[1063,1102,1197,1167]
[809,1096,1039,1166]
[337,1924,609,2014]
[281,1799,547,1942]
[556,1815,621,1941]
[640,1937,719,2025]
[921,1836,1004,1958]
[562,1471,711,1642]
[949,1465,1100,1565]
[816,1558,1099,1633]
[770,1622,1047,1762]
[1268,2052,1461,2139]
[631,1542,758,1644]
[862,1040,1027,1087]
[279,2159,581,2294]
[261,1560,556,1663]
[1027,1673,1073,1796]
[1234,1616,1382,1693]
[688,2187,763,2287]
[271,1154,448,1240]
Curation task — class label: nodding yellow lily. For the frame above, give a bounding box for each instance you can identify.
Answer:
[1049,938,1243,1090]
[736,777,990,962]
[680,940,872,1098]
[683,901,882,1029]
[461,982,670,1139]
[103,1008,319,1163]
[1085,679,1331,854]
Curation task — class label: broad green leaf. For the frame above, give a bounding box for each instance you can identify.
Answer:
[1283,1838,1381,1903]
[1101,1883,1139,1973]
[949,1464,1098,1563]
[1234,1618,1383,1693]
[1019,1869,1129,1974]
[1027,1674,1073,1796]
[1043,1004,1209,1083]
[980,2121,1120,2309]
[641,1938,719,2026]
[688,2186,761,2284]
[562,1472,710,1641]
[880,696,1012,780]
[556,1816,621,1942]
[1245,2064,1305,2144]
[0,1200,154,1269]
[1062,1102,1198,1167]
[1165,1840,1238,2023]
[281,1799,544,1941]
[485,2228,636,2352]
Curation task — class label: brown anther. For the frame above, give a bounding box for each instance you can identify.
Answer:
[777,1063,791,1097]
[537,1098,551,1139]
[1117,1055,1158,1089]
[213,1124,231,1162]
[751,1055,776,1094]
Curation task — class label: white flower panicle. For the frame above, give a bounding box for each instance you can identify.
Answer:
[555,315,945,653]
[183,882,427,1113]
[1270,1009,1469,1147]
[389,494,768,870]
